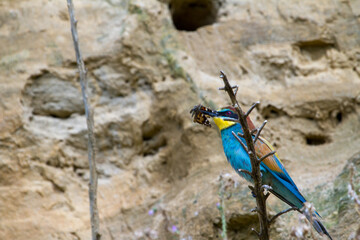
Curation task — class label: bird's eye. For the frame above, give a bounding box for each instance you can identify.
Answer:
[226,111,231,116]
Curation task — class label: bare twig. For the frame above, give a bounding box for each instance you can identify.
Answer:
[219,85,239,91]
[246,101,260,118]
[237,132,244,138]
[258,151,276,163]
[269,207,298,225]
[252,228,261,237]
[67,1,100,239]
[254,120,267,143]
[232,131,248,152]
[238,169,252,176]
[219,85,239,96]
[251,129,258,135]
[220,71,270,240]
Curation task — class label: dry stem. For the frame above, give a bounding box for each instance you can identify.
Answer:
[67,1,101,239]
[269,207,298,225]
[219,71,269,239]
[348,164,360,239]
[349,164,360,215]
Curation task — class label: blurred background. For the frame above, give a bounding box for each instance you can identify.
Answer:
[0,0,360,239]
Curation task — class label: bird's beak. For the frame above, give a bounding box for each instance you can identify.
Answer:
[199,109,218,117]
[200,109,238,121]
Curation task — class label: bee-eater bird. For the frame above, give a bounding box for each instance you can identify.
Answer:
[200,106,332,240]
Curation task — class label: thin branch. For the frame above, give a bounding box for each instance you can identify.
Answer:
[219,84,239,96]
[252,228,261,237]
[237,132,244,138]
[219,71,239,105]
[220,71,270,240]
[258,151,276,163]
[67,1,100,240]
[254,120,267,143]
[234,87,239,96]
[246,101,260,117]
[238,169,252,176]
[269,207,298,225]
[232,131,248,152]
[219,85,239,91]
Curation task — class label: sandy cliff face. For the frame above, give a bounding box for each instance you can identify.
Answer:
[0,0,359,239]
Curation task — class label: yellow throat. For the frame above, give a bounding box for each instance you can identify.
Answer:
[213,117,236,130]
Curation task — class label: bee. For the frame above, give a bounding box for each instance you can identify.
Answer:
[190,104,215,127]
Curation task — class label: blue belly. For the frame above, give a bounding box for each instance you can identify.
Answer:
[220,124,262,182]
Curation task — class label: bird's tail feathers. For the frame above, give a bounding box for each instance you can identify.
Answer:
[304,211,332,240]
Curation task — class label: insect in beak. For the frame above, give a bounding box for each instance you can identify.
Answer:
[190,104,217,127]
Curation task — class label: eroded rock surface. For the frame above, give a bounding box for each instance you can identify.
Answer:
[0,0,359,239]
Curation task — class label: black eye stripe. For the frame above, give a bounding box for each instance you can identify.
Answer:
[219,110,238,119]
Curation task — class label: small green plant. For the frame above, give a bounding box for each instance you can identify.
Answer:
[218,174,236,240]
[218,175,228,240]
[348,164,360,239]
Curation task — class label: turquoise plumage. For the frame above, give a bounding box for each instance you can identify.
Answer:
[201,107,332,239]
